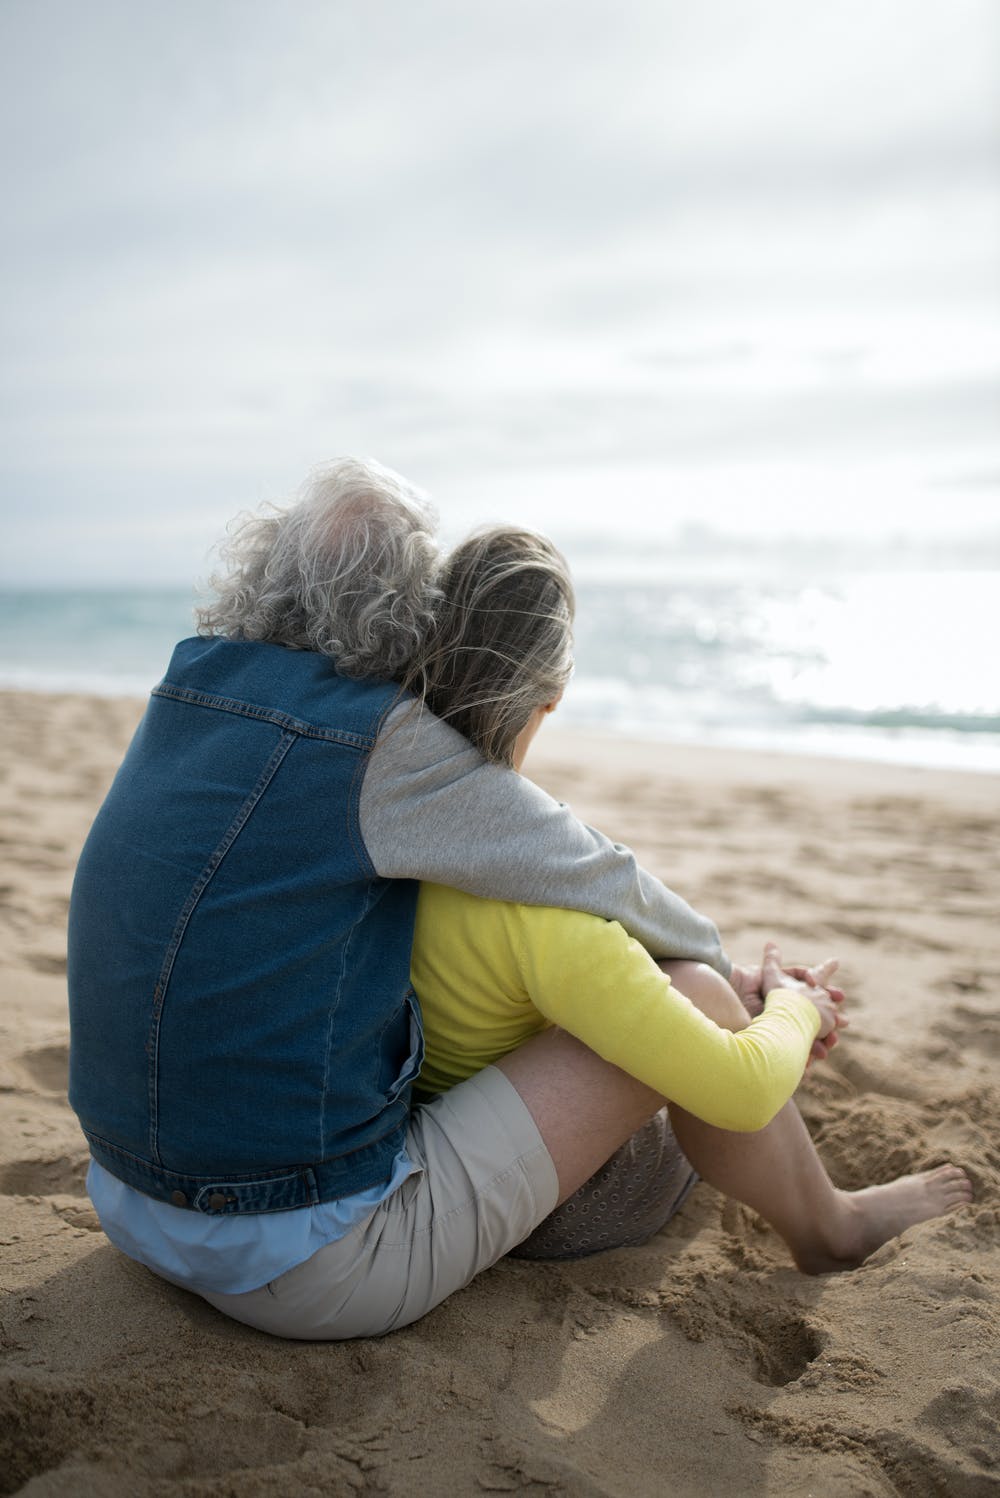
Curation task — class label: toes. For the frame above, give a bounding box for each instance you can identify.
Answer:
[930,1164,968,1186]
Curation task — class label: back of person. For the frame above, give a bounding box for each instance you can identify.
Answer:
[68,634,421,1212]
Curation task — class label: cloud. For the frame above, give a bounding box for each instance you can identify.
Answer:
[0,0,998,579]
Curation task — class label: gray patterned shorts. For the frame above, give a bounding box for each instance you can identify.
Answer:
[510,1106,698,1261]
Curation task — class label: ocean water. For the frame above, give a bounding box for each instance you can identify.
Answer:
[1,562,998,773]
[567,563,1000,773]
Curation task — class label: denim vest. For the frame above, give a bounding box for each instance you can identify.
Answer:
[68,637,422,1215]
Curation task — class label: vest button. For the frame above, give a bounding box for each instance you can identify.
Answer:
[208,1192,228,1211]
[170,1190,187,1207]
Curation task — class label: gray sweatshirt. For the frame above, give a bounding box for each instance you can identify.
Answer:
[359,702,730,977]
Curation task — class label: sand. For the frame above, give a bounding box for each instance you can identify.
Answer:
[1,689,998,1497]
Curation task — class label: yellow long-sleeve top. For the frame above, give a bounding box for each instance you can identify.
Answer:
[411,885,821,1133]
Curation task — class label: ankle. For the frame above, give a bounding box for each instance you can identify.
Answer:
[789,1192,865,1275]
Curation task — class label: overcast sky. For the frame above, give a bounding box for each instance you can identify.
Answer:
[2,0,998,583]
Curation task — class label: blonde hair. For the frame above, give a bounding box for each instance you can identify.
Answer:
[410,527,574,765]
[196,457,440,680]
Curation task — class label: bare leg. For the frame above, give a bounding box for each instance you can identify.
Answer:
[493,961,736,1207]
[499,963,972,1271]
[668,1098,972,1273]
[657,962,972,1270]
[495,1027,663,1203]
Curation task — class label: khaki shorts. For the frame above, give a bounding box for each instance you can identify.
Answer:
[198,1065,558,1340]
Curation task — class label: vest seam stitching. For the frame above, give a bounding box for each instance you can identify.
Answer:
[318,878,380,1157]
[86,1120,405,1178]
[152,682,377,748]
[146,728,299,1165]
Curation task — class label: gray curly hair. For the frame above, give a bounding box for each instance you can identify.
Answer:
[196,457,441,680]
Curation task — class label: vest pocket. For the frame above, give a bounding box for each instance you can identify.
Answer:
[384,988,425,1103]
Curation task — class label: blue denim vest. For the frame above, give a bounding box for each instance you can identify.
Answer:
[68,637,422,1215]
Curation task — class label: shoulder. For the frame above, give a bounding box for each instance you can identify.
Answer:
[413,883,524,985]
[366,700,556,815]
[372,699,488,773]
[416,881,520,937]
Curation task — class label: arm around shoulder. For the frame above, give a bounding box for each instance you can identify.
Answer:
[360,701,731,973]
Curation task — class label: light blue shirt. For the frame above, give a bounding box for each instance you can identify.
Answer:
[87,1152,415,1296]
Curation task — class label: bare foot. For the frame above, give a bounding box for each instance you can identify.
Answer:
[796,1164,973,1274]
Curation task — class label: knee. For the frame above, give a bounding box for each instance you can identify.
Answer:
[657,960,752,1032]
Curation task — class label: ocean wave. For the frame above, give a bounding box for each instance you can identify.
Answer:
[2,573,999,772]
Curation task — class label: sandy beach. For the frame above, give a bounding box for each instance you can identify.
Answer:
[1,688,998,1497]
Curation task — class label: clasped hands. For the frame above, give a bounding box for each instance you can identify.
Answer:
[729,942,848,1064]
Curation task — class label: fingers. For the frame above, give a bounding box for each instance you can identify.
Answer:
[806,957,839,987]
[761,946,850,1036]
[764,947,833,983]
[809,1030,839,1064]
[777,954,847,1009]
[762,941,783,968]
[761,941,786,990]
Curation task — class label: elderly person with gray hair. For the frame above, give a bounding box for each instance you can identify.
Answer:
[68,458,970,1342]
[67,457,734,1333]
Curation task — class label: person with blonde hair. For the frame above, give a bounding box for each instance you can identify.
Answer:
[404,527,972,1274]
[68,464,970,1342]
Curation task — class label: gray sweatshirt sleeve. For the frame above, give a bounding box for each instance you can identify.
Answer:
[359,701,731,976]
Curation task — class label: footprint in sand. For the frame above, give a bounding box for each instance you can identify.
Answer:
[875,1422,998,1494]
[821,917,952,954]
[825,1050,925,1105]
[662,1271,827,1388]
[729,1298,826,1388]
[936,1002,1000,1060]
[0,1370,313,1496]
[921,1383,1000,1468]
[732,1409,996,1495]
[0,1155,89,1198]
[25,953,67,976]
[946,971,997,995]
[48,1195,103,1232]
[14,1041,69,1094]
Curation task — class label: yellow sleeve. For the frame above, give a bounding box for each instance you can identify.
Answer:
[514,904,820,1132]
